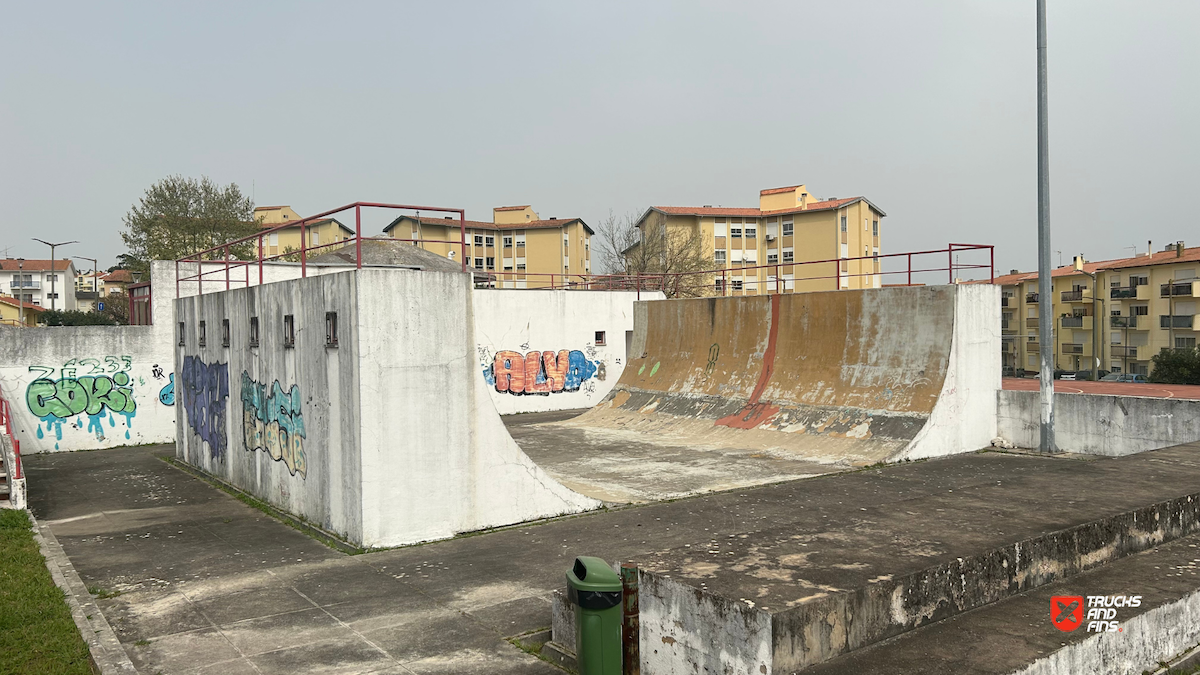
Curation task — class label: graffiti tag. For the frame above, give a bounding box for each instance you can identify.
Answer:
[241,373,307,478]
[181,356,229,459]
[25,357,139,444]
[159,373,176,406]
[485,349,599,396]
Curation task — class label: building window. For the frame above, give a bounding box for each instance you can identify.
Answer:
[730,227,742,237]
[1133,305,1149,316]
[474,259,484,270]
[486,257,495,269]
[595,331,606,346]
[198,321,207,347]
[485,236,494,247]
[767,253,779,264]
[283,314,295,348]
[504,264,513,271]
[474,235,484,246]
[783,250,794,263]
[503,236,513,247]
[840,216,847,232]
[517,263,526,271]
[516,233,526,247]
[311,231,320,246]
[326,312,339,347]
[178,321,185,346]
[221,319,230,347]
[249,317,259,347]
[872,220,878,237]
[715,278,725,292]
[782,221,793,236]
[744,226,757,239]
[714,250,727,263]
[732,280,744,291]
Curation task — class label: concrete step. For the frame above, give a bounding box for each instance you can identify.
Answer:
[632,444,1200,674]
[803,531,1200,674]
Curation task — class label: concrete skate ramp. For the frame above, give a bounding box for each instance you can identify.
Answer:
[560,284,999,467]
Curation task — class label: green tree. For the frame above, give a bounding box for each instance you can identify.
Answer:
[98,291,130,325]
[120,176,258,271]
[39,310,119,326]
[1149,347,1200,385]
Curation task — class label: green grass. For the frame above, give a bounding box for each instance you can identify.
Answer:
[0,509,94,675]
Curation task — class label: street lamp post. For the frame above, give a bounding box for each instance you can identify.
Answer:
[1036,0,1055,453]
[71,256,99,311]
[32,239,77,312]
[17,258,24,327]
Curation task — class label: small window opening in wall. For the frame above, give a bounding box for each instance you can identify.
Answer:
[283,314,295,348]
[198,321,207,347]
[594,330,606,346]
[326,311,338,347]
[221,319,231,347]
[178,322,185,346]
[249,317,260,347]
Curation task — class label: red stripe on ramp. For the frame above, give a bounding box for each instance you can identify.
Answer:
[716,294,781,430]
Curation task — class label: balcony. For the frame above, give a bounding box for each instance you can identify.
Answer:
[1061,315,1093,330]
[1160,282,1195,298]
[1062,343,1085,355]
[1160,315,1196,329]
[1060,290,1085,302]
[1110,287,1137,299]
[1025,292,1039,303]
[1025,341,1040,352]
[1001,340,1015,354]
[8,280,40,290]
[1110,345,1141,359]
[1001,296,1011,307]
[1001,320,1015,334]
[1026,317,1040,328]
[1110,315,1139,329]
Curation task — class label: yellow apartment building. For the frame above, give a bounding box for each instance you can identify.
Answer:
[253,206,356,257]
[383,205,592,288]
[995,242,1200,376]
[633,184,885,295]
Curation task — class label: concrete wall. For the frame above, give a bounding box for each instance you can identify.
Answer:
[473,289,659,415]
[997,390,1200,455]
[175,268,599,548]
[175,271,364,543]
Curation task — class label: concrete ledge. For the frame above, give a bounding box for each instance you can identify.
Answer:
[638,490,1200,672]
[998,390,1200,455]
[31,514,137,675]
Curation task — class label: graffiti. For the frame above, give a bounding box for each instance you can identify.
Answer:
[241,373,307,478]
[152,364,165,379]
[181,356,229,459]
[25,357,138,445]
[159,373,176,406]
[484,349,599,395]
[704,343,720,377]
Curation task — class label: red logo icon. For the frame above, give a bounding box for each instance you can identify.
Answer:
[1051,595,1084,632]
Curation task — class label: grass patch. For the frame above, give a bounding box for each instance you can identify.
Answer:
[87,585,121,600]
[0,509,94,675]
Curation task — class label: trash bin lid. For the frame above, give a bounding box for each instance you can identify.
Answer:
[566,556,622,593]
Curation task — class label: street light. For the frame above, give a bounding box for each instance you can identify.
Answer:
[32,239,77,312]
[71,255,99,310]
[16,258,24,327]
[1035,0,1055,453]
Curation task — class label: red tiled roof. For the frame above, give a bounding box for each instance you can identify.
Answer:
[760,185,803,196]
[104,269,135,283]
[0,259,73,272]
[253,205,287,211]
[385,215,593,235]
[1097,246,1200,271]
[0,296,45,312]
[494,205,531,212]
[259,217,355,234]
[650,197,875,219]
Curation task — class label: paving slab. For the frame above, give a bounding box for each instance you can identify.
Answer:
[25,441,1200,673]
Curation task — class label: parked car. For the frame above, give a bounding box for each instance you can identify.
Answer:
[1100,372,1122,382]
[1059,371,1076,381]
[1072,369,1110,381]
[1099,372,1148,383]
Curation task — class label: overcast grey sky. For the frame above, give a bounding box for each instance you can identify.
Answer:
[2,1,1196,279]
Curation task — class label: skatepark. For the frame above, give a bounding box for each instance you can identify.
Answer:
[6,262,1200,674]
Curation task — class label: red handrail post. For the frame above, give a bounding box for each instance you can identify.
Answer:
[355,204,363,270]
[990,245,995,283]
[301,222,308,277]
[225,245,230,291]
[258,235,264,285]
[636,274,641,301]
[722,269,727,296]
[775,264,780,294]
[459,212,467,273]
[948,245,954,284]
[907,253,913,286]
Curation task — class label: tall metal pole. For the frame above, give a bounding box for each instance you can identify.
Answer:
[16,259,24,327]
[32,238,77,313]
[1036,0,1055,453]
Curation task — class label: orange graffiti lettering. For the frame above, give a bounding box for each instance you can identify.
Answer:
[493,351,525,393]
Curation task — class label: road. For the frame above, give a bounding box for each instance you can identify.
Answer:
[1002,377,1200,400]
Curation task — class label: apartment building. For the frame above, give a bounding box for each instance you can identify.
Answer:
[383,205,592,288]
[633,184,885,295]
[0,295,45,326]
[254,206,356,257]
[996,242,1200,376]
[0,259,78,311]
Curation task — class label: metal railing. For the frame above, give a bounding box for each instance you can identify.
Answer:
[1111,345,1139,358]
[1025,292,1039,303]
[1062,343,1084,354]
[8,280,39,289]
[1025,341,1040,351]
[0,383,24,486]
[1061,290,1084,302]
[1110,315,1138,328]
[1161,315,1195,329]
[1026,317,1040,328]
[1110,286,1137,299]
[1161,282,1193,297]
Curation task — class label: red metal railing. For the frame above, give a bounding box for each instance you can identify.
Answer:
[175,201,467,296]
[0,384,23,482]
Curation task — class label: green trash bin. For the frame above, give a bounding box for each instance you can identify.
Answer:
[566,556,623,675]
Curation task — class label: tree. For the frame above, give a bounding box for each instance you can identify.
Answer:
[109,254,143,272]
[120,176,258,271]
[40,310,119,326]
[1149,347,1200,385]
[593,210,713,298]
[98,291,130,325]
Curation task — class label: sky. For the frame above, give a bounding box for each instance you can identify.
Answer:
[1,1,1196,280]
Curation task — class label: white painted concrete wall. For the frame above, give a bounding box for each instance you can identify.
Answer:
[997,390,1200,455]
[900,283,1002,460]
[472,289,661,415]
